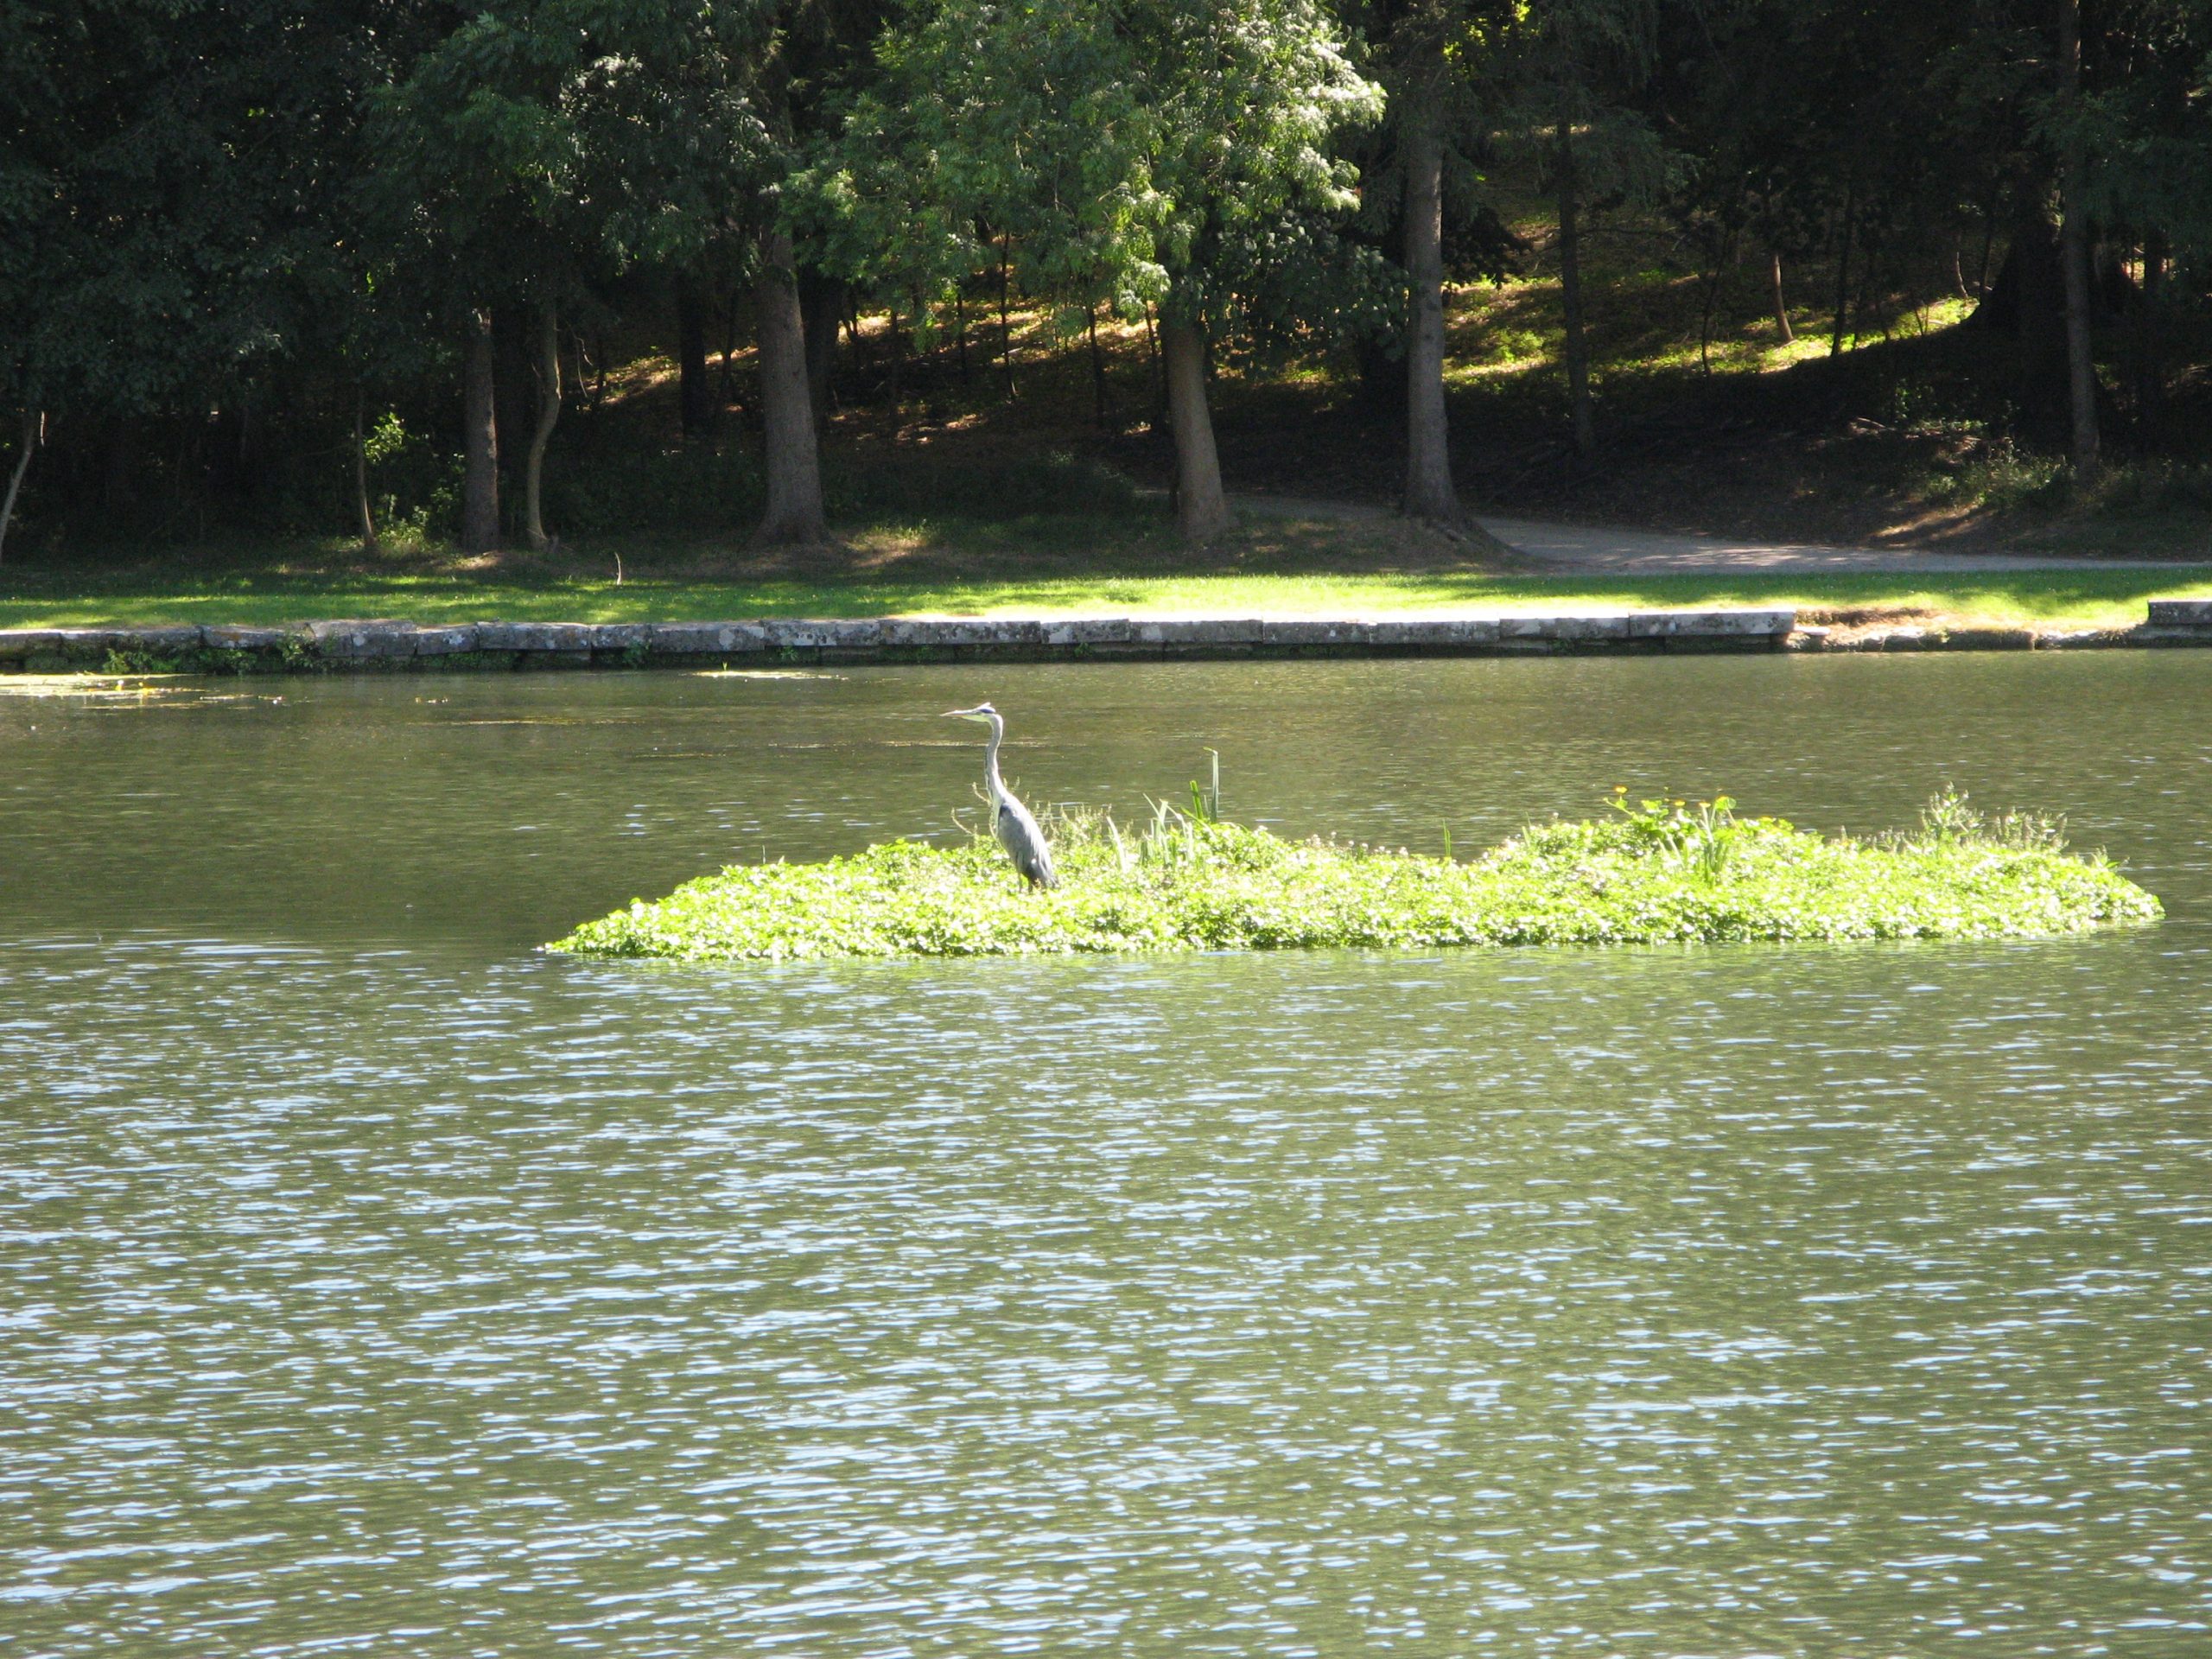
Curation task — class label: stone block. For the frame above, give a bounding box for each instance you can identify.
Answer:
[2034,627,2120,650]
[586,623,651,652]
[647,621,768,656]
[1629,607,1796,639]
[409,625,480,656]
[1367,616,1501,648]
[2147,600,2212,628]
[1135,618,1265,647]
[2133,626,2212,649]
[118,626,207,653]
[203,626,289,652]
[308,619,416,658]
[1942,626,2036,651]
[47,629,124,658]
[1260,619,1365,646]
[1044,617,1135,646]
[475,621,595,654]
[1501,613,1630,642]
[764,618,882,651]
[882,617,1045,649]
[1783,626,1833,652]
[0,629,62,660]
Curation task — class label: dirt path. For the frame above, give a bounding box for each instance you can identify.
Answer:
[1235,493,2204,574]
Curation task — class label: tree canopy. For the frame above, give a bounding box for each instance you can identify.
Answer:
[3,0,2209,556]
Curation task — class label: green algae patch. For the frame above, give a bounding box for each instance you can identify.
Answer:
[550,793,2160,963]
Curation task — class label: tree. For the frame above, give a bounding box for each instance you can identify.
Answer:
[753,230,826,543]
[2065,0,2212,435]
[366,10,582,551]
[1399,44,1465,528]
[1359,0,1514,531]
[837,0,1382,542]
[1493,0,1670,462]
[0,0,372,537]
[367,1,780,550]
[2055,0,2100,484]
[739,0,897,546]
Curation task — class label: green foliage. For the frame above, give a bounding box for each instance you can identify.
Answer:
[363,1,772,298]
[0,0,365,412]
[1902,784,2069,855]
[360,412,410,469]
[99,647,178,676]
[827,0,1386,335]
[1606,790,1761,882]
[550,792,2161,962]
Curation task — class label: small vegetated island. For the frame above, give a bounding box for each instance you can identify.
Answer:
[551,791,2158,963]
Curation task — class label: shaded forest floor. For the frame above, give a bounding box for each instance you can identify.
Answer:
[573,210,2212,567]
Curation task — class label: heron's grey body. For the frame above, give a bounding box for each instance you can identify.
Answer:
[944,702,1058,889]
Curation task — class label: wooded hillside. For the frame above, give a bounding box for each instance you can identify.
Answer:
[4,0,2209,561]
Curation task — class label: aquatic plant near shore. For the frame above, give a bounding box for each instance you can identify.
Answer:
[550,792,2159,962]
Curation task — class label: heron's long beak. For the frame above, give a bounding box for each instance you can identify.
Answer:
[944,706,984,719]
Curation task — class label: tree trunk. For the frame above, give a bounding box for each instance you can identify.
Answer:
[0,404,38,563]
[462,308,499,552]
[1402,98,1464,527]
[353,393,378,553]
[800,270,844,424]
[1830,181,1856,356]
[753,230,826,547]
[1088,308,1109,428]
[1144,307,1166,428]
[1555,118,1594,461]
[525,298,561,552]
[1770,248,1794,342]
[997,235,1017,399]
[1976,209,2071,423]
[1161,318,1228,542]
[492,308,531,531]
[887,302,904,405]
[677,282,714,435]
[720,292,740,408]
[1698,264,1717,372]
[2057,0,2100,486]
[569,327,596,413]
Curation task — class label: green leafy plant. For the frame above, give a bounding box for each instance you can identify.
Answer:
[551,790,2160,963]
[99,647,178,674]
[1607,789,1769,881]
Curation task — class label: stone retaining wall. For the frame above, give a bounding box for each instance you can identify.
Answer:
[1,603,2207,671]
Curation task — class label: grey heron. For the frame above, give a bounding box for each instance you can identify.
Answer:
[944,702,1058,889]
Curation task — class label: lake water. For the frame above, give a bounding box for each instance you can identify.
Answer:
[3,654,2209,1657]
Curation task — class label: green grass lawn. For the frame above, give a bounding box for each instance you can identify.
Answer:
[4,556,2208,630]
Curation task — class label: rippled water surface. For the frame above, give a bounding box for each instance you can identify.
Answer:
[4,654,2210,1657]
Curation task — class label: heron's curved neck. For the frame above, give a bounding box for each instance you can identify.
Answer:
[982,715,1007,798]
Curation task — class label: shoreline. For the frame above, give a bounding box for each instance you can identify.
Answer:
[3,602,2209,673]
